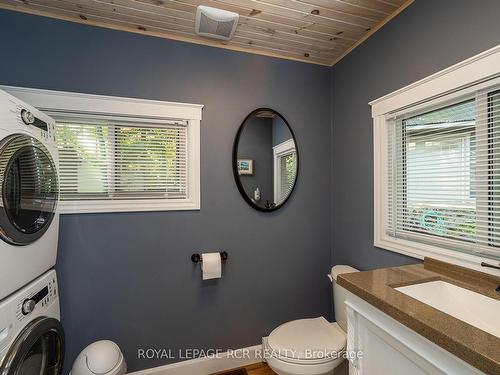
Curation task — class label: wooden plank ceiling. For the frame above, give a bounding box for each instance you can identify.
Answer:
[0,0,413,66]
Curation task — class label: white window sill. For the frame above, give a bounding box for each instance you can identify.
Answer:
[375,233,500,277]
[58,199,200,214]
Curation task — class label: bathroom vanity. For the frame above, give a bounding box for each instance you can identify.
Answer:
[338,259,500,375]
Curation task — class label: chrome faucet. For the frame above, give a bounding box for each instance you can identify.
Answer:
[480,262,500,292]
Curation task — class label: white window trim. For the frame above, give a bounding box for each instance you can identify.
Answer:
[1,85,203,214]
[273,138,296,203]
[370,44,500,276]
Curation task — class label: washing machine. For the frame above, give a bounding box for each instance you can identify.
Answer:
[0,269,64,375]
[0,89,59,300]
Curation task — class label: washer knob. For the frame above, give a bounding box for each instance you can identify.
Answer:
[21,109,35,125]
[22,299,36,315]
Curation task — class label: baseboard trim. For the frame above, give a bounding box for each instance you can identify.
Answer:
[128,345,263,375]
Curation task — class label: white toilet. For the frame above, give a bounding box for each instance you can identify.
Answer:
[263,265,358,375]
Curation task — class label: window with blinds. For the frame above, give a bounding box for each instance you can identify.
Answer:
[277,151,297,204]
[55,117,188,202]
[386,88,500,259]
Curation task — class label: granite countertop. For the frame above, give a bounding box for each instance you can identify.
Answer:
[337,258,500,374]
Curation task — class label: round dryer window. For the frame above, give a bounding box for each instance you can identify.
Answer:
[0,317,65,375]
[0,134,58,245]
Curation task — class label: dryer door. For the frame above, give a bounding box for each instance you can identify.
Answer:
[0,134,58,245]
[0,317,64,375]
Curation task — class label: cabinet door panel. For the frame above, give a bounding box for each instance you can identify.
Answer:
[345,295,484,375]
[359,316,445,374]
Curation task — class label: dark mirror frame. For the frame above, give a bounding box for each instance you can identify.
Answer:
[232,108,299,212]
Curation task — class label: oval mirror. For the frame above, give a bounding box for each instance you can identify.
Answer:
[233,108,298,211]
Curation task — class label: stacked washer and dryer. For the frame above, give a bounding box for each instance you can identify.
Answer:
[0,89,127,375]
[0,89,63,375]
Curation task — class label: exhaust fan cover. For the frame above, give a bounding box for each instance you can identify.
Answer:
[195,6,239,41]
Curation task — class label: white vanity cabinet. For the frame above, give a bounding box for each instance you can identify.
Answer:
[344,292,485,375]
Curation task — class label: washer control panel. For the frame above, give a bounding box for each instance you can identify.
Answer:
[0,90,57,146]
[14,272,58,322]
[15,104,57,144]
[0,270,59,355]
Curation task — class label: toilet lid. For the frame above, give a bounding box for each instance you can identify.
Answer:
[267,317,346,361]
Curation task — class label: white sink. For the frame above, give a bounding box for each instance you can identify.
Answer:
[395,280,500,338]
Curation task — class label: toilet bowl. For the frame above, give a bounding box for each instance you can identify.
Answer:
[263,265,359,375]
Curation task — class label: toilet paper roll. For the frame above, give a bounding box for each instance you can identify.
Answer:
[201,252,222,280]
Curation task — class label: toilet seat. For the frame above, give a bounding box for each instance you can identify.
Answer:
[267,317,346,365]
[268,351,342,366]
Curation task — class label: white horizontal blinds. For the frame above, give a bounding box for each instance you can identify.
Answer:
[113,125,187,198]
[386,90,500,259]
[278,150,297,203]
[386,118,399,237]
[403,100,476,245]
[56,118,188,201]
[486,89,500,251]
[57,122,110,199]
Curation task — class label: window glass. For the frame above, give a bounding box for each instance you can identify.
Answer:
[278,151,297,203]
[386,95,500,259]
[488,90,500,248]
[56,120,188,201]
[402,100,476,242]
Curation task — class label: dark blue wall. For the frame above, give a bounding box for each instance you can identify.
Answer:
[272,116,292,147]
[237,117,274,203]
[331,0,500,270]
[0,9,332,373]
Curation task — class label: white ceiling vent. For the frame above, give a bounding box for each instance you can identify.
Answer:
[195,6,239,41]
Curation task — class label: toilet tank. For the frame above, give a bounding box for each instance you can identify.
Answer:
[331,265,359,332]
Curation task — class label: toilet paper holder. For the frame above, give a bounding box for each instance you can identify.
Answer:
[191,251,228,263]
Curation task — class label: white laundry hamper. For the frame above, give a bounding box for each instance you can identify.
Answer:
[70,340,126,375]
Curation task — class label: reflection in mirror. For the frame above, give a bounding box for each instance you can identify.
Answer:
[233,109,298,211]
